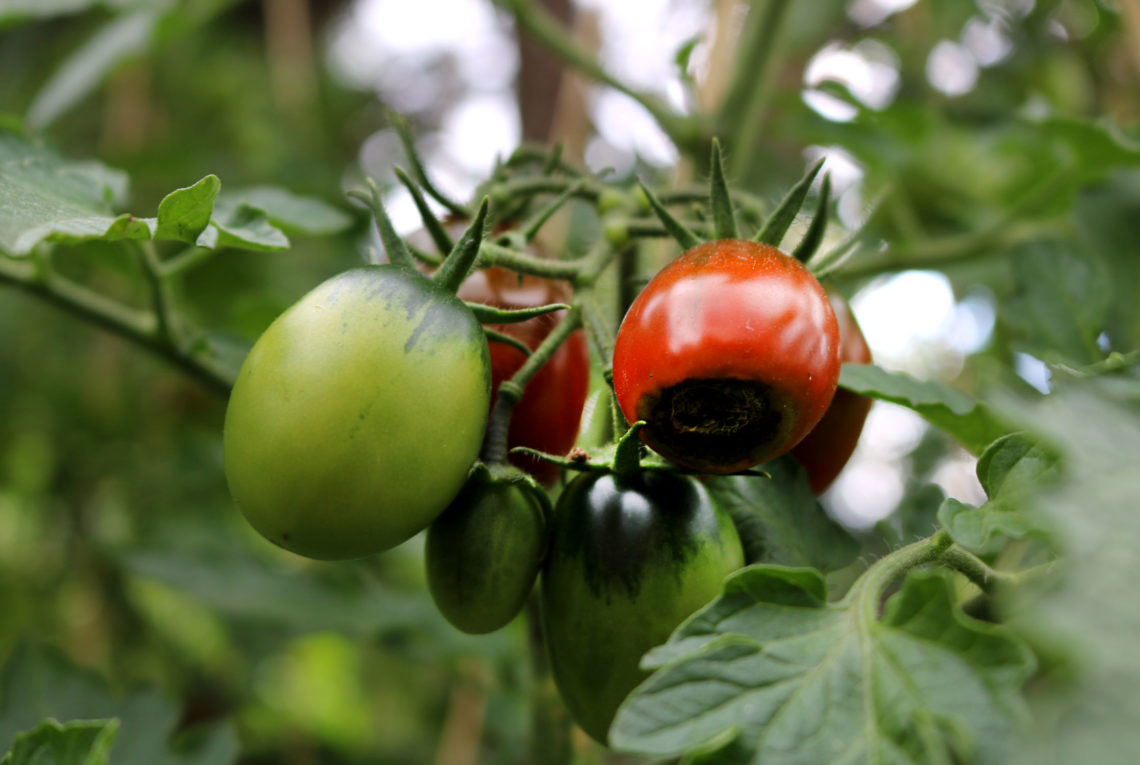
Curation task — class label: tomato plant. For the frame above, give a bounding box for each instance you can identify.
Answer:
[790,292,873,493]
[425,465,549,634]
[541,467,745,743]
[3,2,1137,763]
[612,238,841,474]
[223,265,490,560]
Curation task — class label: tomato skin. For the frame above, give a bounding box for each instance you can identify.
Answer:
[790,293,873,493]
[426,469,548,634]
[612,239,841,474]
[541,470,744,743]
[223,266,491,560]
[457,267,590,485]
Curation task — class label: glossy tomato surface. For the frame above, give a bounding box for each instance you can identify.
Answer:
[223,266,491,560]
[426,467,548,634]
[790,292,873,493]
[541,469,744,743]
[408,221,590,485]
[612,239,841,473]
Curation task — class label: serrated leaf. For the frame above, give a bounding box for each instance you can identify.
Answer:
[612,567,1033,764]
[154,175,219,243]
[937,498,1038,553]
[0,718,119,765]
[27,9,160,129]
[975,432,1060,500]
[196,203,288,251]
[704,457,858,572]
[938,434,1060,551]
[840,363,1008,454]
[1001,239,1110,366]
[216,186,352,236]
[0,128,130,255]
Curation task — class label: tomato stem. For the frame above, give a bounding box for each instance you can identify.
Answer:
[481,307,584,466]
[390,111,469,218]
[0,253,235,394]
[394,165,453,255]
[347,179,417,272]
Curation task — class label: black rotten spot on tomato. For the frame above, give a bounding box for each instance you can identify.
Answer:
[612,238,841,474]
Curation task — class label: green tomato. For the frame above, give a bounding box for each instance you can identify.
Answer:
[426,466,549,634]
[541,469,744,744]
[223,266,491,560]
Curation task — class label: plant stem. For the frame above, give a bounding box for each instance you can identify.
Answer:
[478,242,585,280]
[481,307,584,465]
[0,255,236,394]
[851,531,953,622]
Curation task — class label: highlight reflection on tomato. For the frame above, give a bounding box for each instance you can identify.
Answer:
[612,239,841,474]
[790,292,873,493]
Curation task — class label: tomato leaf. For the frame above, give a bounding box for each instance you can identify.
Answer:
[1000,239,1111,366]
[937,433,1060,552]
[0,718,118,765]
[704,456,858,572]
[0,126,132,255]
[839,363,1008,454]
[611,567,1033,763]
[154,175,219,243]
[215,186,352,236]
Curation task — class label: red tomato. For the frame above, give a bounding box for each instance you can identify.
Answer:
[612,239,841,474]
[457,267,590,485]
[406,222,590,485]
[790,292,873,493]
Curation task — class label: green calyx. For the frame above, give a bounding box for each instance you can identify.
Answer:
[637,139,836,270]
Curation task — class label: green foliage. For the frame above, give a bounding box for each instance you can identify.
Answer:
[839,363,1009,455]
[0,719,118,765]
[610,566,1034,763]
[705,457,858,571]
[0,0,1138,761]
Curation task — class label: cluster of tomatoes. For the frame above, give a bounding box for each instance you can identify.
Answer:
[221,180,870,744]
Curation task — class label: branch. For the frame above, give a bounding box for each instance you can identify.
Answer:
[0,255,237,395]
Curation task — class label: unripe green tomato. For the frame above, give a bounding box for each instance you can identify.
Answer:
[426,467,549,634]
[541,470,744,744]
[223,266,491,560]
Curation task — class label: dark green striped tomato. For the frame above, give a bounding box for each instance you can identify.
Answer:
[426,467,549,634]
[541,470,744,744]
[223,266,491,560]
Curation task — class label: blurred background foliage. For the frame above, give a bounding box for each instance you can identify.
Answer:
[0,0,1137,762]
